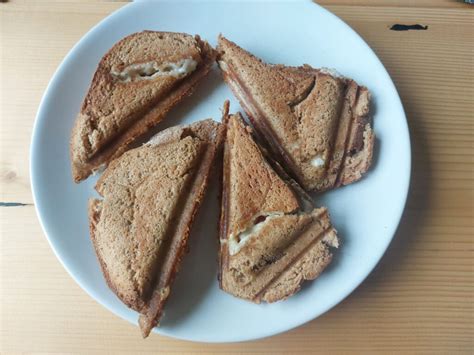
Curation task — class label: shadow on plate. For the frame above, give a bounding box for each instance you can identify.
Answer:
[131,67,224,148]
[346,90,432,294]
[161,174,220,326]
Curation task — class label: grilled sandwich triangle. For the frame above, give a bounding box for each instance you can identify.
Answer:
[89,119,224,337]
[71,31,216,182]
[219,105,339,303]
[217,35,374,192]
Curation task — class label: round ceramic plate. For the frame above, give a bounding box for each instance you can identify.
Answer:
[31,0,410,343]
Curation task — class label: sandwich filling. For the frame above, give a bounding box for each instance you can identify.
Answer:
[226,212,284,255]
[310,155,325,168]
[111,58,198,82]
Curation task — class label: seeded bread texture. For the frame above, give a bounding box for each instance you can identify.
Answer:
[219,109,339,302]
[217,35,374,192]
[89,119,224,338]
[71,31,217,182]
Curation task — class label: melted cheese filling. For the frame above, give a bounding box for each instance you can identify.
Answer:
[310,155,325,167]
[111,58,197,82]
[226,213,284,255]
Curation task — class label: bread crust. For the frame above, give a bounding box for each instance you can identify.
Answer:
[218,103,231,287]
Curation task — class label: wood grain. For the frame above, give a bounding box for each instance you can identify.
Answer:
[317,0,472,8]
[0,1,473,353]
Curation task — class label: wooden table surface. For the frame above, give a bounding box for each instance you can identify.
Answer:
[1,1,473,353]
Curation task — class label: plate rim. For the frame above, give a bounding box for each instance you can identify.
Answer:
[30,0,411,343]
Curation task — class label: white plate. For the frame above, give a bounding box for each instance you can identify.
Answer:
[31,0,410,343]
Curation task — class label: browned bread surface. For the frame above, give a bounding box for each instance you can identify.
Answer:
[219,109,339,302]
[89,119,224,338]
[91,135,203,310]
[217,35,374,192]
[224,110,300,237]
[138,119,224,338]
[71,31,217,182]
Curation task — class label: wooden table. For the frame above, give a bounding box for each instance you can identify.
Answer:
[1,1,472,353]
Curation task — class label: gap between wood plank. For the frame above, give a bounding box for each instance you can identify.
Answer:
[0,202,33,207]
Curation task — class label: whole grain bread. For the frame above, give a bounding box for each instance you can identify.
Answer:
[89,119,224,338]
[71,31,217,182]
[218,104,339,302]
[217,35,374,192]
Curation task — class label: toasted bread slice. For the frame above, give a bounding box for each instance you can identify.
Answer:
[71,31,217,182]
[217,36,374,192]
[89,119,224,337]
[218,104,339,302]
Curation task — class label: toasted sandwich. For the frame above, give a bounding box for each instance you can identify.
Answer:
[89,119,224,337]
[218,103,339,303]
[71,31,216,182]
[217,35,374,192]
